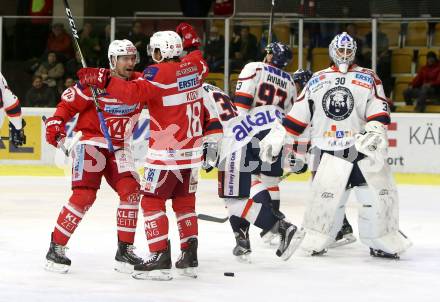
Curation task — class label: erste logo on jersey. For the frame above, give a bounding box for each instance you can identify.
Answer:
[177,73,199,91]
[322,86,354,121]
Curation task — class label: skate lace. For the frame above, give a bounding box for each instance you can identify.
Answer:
[54,245,68,256]
[144,252,159,264]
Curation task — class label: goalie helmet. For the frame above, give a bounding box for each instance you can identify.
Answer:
[108,39,139,70]
[266,42,293,69]
[148,31,183,63]
[329,32,357,73]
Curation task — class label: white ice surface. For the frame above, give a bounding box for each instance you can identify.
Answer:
[0,176,439,302]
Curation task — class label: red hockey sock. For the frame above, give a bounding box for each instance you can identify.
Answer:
[116,177,140,243]
[52,188,96,246]
[117,203,139,243]
[144,211,169,252]
[176,212,198,249]
[52,203,85,246]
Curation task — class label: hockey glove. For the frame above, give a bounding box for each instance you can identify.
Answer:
[45,116,66,148]
[355,121,388,162]
[176,22,201,50]
[259,122,286,164]
[202,141,219,173]
[77,68,110,90]
[9,120,26,147]
[289,151,308,174]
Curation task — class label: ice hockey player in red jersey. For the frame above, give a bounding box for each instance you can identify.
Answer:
[44,39,144,274]
[77,24,221,280]
[0,72,26,148]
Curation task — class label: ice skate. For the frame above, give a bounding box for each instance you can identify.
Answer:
[329,217,356,248]
[275,220,305,261]
[260,228,280,247]
[370,248,400,260]
[175,238,198,278]
[132,241,172,281]
[114,241,143,274]
[45,236,71,273]
[233,230,252,263]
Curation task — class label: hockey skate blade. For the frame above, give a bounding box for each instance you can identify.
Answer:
[177,267,198,278]
[45,260,70,274]
[328,234,357,249]
[278,229,305,261]
[114,260,134,274]
[235,253,252,264]
[262,232,280,247]
[132,269,173,281]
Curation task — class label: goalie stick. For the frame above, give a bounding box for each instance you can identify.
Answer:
[63,0,114,153]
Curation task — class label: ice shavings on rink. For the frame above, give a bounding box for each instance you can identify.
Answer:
[0,176,439,302]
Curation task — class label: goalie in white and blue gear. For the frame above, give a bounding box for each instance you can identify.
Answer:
[260,32,412,259]
[201,81,303,262]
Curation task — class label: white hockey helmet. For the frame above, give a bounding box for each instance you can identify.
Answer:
[108,39,139,70]
[147,31,183,63]
[329,32,357,73]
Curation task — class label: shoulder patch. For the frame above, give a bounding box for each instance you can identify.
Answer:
[143,66,159,81]
[61,87,76,102]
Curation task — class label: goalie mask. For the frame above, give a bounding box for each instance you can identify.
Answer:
[329,32,357,73]
[147,31,183,63]
[108,39,139,70]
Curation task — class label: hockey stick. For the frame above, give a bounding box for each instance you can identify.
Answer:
[0,136,9,140]
[197,213,229,223]
[63,0,114,153]
[268,0,276,45]
[42,116,82,156]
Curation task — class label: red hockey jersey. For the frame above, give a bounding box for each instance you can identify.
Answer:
[54,72,144,148]
[105,50,222,169]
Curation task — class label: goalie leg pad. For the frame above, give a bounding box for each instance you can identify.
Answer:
[356,159,412,254]
[301,153,353,253]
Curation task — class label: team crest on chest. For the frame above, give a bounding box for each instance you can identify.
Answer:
[322,86,354,121]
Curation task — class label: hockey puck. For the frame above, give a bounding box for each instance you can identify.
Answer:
[224,272,235,277]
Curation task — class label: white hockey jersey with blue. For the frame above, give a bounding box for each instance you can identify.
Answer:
[202,83,285,157]
[282,65,390,151]
[233,62,296,115]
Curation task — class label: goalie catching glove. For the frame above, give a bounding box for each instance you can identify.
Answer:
[355,121,388,162]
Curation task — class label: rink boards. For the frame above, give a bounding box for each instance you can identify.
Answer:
[0,108,439,176]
